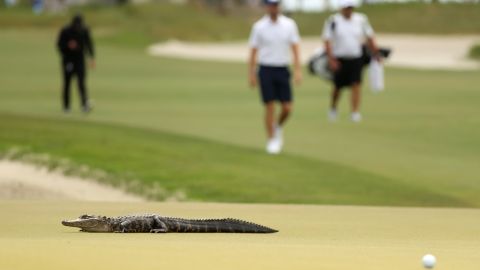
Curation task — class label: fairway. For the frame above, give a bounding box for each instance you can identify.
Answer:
[1,29,479,206]
[0,201,479,270]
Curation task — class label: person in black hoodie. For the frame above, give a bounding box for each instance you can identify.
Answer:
[57,14,95,113]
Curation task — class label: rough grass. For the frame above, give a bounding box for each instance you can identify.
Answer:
[0,2,254,47]
[294,2,480,35]
[1,2,479,48]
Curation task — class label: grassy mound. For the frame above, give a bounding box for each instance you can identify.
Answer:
[0,113,460,206]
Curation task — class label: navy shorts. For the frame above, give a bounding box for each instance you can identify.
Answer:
[334,57,363,89]
[258,65,292,103]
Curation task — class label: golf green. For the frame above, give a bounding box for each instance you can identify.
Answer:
[1,201,479,270]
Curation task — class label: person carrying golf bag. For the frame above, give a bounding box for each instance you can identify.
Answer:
[57,14,95,113]
[322,0,380,122]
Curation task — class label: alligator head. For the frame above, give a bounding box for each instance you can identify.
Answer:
[62,214,112,232]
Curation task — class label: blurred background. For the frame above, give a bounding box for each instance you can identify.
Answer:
[0,0,479,207]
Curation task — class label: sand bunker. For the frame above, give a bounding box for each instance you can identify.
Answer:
[149,34,480,70]
[0,160,145,202]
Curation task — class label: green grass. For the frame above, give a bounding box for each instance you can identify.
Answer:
[469,44,480,60]
[294,2,480,35]
[2,113,454,206]
[0,29,479,207]
[368,3,480,34]
[0,2,254,47]
[1,2,480,48]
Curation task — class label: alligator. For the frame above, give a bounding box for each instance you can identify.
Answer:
[62,214,278,233]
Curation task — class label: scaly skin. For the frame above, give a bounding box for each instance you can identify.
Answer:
[62,214,278,233]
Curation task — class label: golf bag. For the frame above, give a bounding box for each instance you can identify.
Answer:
[308,45,392,81]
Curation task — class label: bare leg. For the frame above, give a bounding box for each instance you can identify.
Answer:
[278,102,292,127]
[331,87,341,111]
[265,101,275,139]
[351,82,361,113]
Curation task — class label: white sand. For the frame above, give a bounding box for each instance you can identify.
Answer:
[148,34,480,70]
[0,160,145,202]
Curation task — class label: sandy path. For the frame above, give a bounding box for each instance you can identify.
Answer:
[0,160,145,202]
[148,34,480,70]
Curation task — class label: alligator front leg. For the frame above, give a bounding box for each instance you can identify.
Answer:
[150,216,168,233]
[150,228,167,233]
[114,220,137,233]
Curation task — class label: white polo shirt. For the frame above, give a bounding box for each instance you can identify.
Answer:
[322,12,374,58]
[249,15,300,67]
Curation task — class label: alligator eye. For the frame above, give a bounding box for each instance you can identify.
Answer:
[80,214,92,219]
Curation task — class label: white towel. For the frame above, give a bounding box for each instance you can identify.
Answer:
[369,60,384,92]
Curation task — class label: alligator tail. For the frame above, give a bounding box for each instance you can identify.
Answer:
[167,218,278,233]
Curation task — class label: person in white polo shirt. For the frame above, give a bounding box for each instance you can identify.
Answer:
[322,0,379,122]
[248,0,302,154]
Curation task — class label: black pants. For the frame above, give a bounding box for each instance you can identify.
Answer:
[62,59,88,110]
[334,57,363,89]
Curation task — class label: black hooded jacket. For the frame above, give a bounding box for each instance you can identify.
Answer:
[57,15,94,62]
